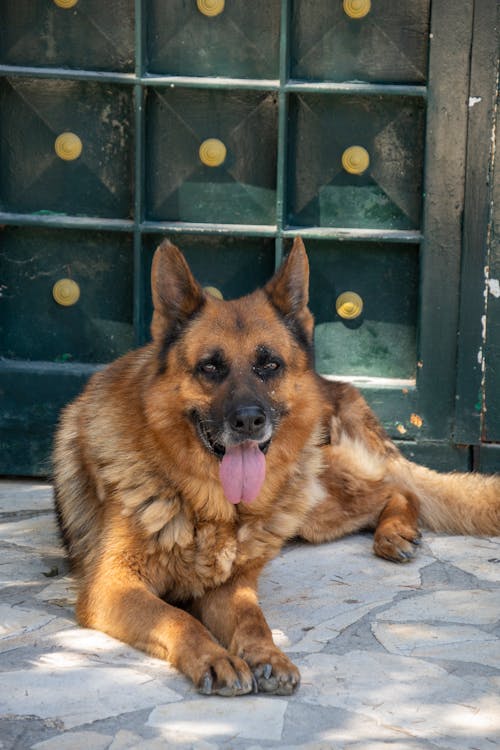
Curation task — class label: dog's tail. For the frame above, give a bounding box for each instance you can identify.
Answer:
[391,456,500,535]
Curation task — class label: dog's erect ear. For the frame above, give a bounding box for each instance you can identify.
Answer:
[150,240,205,340]
[265,236,309,315]
[264,236,314,348]
[265,235,313,322]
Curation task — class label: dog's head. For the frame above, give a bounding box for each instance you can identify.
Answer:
[147,237,321,505]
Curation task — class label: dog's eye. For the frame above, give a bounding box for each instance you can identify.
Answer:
[200,363,218,374]
[197,356,228,382]
[253,357,282,380]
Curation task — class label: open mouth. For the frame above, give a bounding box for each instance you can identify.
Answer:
[194,413,271,459]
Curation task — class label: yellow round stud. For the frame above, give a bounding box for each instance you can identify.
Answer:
[54,132,83,161]
[336,292,364,320]
[341,145,370,175]
[204,286,224,300]
[343,0,371,19]
[199,138,227,167]
[53,279,80,307]
[197,0,225,17]
[53,0,79,8]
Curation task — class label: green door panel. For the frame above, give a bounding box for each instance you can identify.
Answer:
[147,0,281,79]
[288,94,425,229]
[0,228,134,364]
[0,362,98,476]
[292,0,430,84]
[0,78,134,219]
[0,1,134,72]
[146,88,278,225]
[307,242,417,379]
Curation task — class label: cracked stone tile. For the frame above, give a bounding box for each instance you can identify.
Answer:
[147,697,288,742]
[31,731,113,750]
[260,537,432,652]
[0,603,74,654]
[0,515,60,554]
[427,535,500,583]
[0,547,63,589]
[376,589,500,626]
[372,622,500,668]
[0,604,57,639]
[300,651,500,749]
[35,577,77,608]
[0,666,182,729]
[0,481,53,513]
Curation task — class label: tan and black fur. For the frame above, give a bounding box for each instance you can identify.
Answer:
[53,237,500,696]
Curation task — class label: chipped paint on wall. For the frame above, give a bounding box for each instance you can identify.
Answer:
[486,278,500,298]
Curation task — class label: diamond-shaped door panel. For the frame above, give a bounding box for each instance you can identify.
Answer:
[0,0,134,72]
[0,228,134,364]
[146,88,278,225]
[0,78,134,218]
[147,0,280,79]
[292,0,430,83]
[306,241,418,379]
[288,94,425,230]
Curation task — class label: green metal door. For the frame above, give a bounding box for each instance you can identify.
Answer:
[0,0,490,475]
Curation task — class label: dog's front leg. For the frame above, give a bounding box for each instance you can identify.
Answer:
[76,571,255,697]
[192,569,300,696]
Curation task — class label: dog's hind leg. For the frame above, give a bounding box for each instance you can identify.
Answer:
[298,471,421,562]
[192,568,300,696]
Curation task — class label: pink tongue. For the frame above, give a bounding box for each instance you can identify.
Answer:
[219,441,266,504]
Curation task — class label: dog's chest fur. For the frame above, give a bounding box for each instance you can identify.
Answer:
[126,438,326,601]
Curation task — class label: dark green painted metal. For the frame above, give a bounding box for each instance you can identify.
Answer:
[146,0,281,80]
[396,442,471,472]
[305,241,418,379]
[454,0,500,443]
[0,228,134,364]
[0,1,134,72]
[291,0,430,85]
[285,82,427,98]
[145,87,278,225]
[477,444,500,473]
[0,77,134,219]
[415,0,474,441]
[0,361,101,477]
[274,0,291,267]
[288,93,425,230]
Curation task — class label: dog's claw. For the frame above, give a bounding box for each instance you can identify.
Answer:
[251,673,259,693]
[263,663,272,680]
[199,672,213,695]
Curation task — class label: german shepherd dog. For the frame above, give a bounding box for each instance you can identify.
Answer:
[53,237,500,697]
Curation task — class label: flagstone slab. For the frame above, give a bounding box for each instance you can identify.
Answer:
[147,696,288,742]
[372,621,500,668]
[376,589,500,626]
[300,651,500,750]
[427,535,500,583]
[0,666,182,729]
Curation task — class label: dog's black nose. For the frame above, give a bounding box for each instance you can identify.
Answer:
[228,405,268,439]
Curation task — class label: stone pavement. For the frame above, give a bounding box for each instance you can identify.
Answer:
[1,479,500,750]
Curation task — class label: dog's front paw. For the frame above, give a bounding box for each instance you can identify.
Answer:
[196,652,256,697]
[235,645,300,695]
[373,522,422,562]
